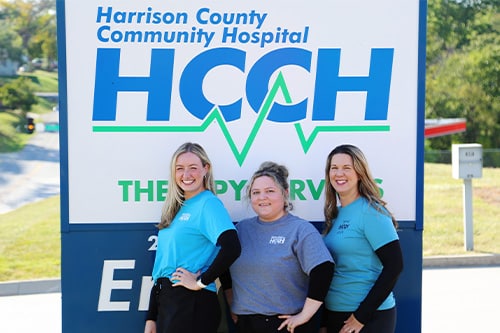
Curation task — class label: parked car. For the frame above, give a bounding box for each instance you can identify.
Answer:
[31,58,43,69]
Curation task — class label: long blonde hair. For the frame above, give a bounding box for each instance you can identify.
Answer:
[158,142,215,229]
[323,144,397,234]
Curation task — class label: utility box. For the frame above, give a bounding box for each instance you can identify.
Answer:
[452,144,483,179]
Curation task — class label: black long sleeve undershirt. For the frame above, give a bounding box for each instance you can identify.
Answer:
[198,229,241,285]
[353,239,404,324]
[307,261,335,301]
[219,268,232,291]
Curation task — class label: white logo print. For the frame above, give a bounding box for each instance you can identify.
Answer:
[179,213,190,221]
[269,236,286,244]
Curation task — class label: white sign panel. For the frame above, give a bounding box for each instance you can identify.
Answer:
[64,0,420,223]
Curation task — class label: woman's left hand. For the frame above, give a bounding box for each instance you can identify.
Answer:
[171,267,201,290]
[277,313,307,333]
[340,314,364,333]
[278,298,322,332]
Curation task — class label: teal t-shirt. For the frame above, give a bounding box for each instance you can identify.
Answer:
[152,190,235,292]
[323,197,399,312]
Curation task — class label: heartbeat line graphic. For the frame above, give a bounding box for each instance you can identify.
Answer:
[93,72,390,165]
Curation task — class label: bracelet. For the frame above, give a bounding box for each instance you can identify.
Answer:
[196,279,207,289]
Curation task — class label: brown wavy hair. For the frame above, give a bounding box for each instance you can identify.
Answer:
[323,144,397,234]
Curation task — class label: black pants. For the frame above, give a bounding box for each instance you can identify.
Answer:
[155,278,221,333]
[236,313,319,333]
[324,307,396,333]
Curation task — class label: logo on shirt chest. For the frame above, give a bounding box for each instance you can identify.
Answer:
[336,220,350,234]
[179,213,191,221]
[269,236,286,244]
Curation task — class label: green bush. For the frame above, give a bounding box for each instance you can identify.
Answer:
[0,77,36,113]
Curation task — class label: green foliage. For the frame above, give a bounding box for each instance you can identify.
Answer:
[0,76,36,112]
[426,0,500,150]
[0,0,57,62]
[427,0,498,63]
[0,21,23,62]
[0,70,57,152]
[30,10,57,62]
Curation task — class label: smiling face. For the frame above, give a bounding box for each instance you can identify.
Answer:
[249,175,287,222]
[175,152,208,199]
[329,153,360,205]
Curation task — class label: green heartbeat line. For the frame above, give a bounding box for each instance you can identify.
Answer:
[93,72,390,166]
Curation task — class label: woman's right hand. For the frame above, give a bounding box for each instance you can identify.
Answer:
[144,319,156,333]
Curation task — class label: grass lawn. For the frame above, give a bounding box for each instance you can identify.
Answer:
[0,196,60,281]
[0,163,499,281]
[423,163,500,256]
[19,70,59,93]
[0,111,33,152]
[0,70,58,93]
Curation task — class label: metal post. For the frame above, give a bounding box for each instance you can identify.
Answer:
[463,178,474,251]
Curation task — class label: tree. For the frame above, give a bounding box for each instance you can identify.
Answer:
[0,20,23,63]
[426,0,499,150]
[36,12,57,62]
[0,76,36,114]
[0,0,56,63]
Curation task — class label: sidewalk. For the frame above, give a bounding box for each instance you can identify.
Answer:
[422,252,500,267]
[0,278,61,297]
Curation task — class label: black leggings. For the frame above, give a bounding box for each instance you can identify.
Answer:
[324,307,396,333]
[155,278,221,333]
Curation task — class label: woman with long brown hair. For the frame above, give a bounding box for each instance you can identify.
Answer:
[321,144,403,333]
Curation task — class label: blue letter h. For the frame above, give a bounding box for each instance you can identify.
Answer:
[92,48,174,121]
[312,48,393,121]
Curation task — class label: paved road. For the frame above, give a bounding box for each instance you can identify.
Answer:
[0,266,498,332]
[0,112,60,214]
[421,266,500,332]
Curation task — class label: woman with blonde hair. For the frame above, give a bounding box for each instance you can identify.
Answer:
[145,142,241,333]
[321,144,403,333]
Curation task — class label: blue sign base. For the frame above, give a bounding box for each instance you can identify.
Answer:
[62,226,156,333]
[62,223,421,333]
